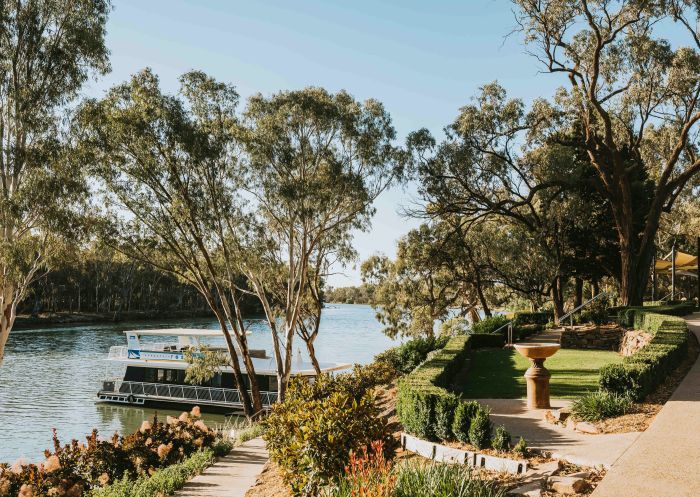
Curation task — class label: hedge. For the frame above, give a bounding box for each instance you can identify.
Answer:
[616,302,695,328]
[469,333,505,348]
[513,311,553,326]
[397,335,471,440]
[396,335,495,448]
[600,305,692,401]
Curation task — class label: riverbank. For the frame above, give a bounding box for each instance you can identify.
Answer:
[12,309,216,330]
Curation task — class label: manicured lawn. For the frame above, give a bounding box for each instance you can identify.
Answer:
[455,348,623,399]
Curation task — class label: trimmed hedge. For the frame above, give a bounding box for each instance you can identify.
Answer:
[469,333,506,348]
[396,335,494,447]
[397,335,471,440]
[513,311,553,326]
[600,306,691,401]
[616,302,695,327]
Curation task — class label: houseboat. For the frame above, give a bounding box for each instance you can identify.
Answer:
[96,328,350,414]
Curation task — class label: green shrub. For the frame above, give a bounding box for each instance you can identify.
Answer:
[392,460,506,497]
[572,391,632,421]
[451,401,480,444]
[469,333,505,348]
[513,311,553,326]
[600,307,689,400]
[468,408,492,449]
[375,336,449,375]
[512,437,528,458]
[89,448,215,497]
[396,336,471,441]
[471,315,509,334]
[434,395,458,441]
[491,425,511,452]
[262,373,391,496]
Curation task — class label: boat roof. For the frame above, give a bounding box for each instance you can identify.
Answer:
[125,328,232,337]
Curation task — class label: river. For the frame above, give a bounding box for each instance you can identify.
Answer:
[0,304,395,462]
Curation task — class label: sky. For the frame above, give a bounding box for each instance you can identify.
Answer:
[86,0,569,286]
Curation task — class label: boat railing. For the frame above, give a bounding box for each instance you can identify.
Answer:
[102,380,278,407]
[108,346,128,359]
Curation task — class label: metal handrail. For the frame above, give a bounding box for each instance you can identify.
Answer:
[106,380,279,407]
[492,320,515,347]
[559,291,608,328]
[659,291,684,302]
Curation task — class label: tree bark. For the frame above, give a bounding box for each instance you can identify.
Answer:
[574,277,583,308]
[551,276,565,324]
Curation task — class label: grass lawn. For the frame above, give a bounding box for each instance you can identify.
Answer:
[454,348,623,400]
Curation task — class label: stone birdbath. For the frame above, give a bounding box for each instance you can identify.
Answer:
[513,343,561,409]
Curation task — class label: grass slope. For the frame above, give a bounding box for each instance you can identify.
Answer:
[455,348,623,399]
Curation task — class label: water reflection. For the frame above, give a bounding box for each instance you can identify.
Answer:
[0,304,392,461]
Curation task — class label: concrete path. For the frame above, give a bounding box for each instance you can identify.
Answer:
[591,313,700,497]
[475,398,641,468]
[175,437,268,497]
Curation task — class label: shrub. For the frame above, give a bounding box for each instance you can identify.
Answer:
[512,437,528,458]
[451,401,480,444]
[0,408,219,497]
[471,315,509,335]
[513,311,553,327]
[468,408,492,449]
[262,374,391,496]
[392,461,506,497]
[491,425,511,452]
[600,307,689,400]
[396,336,471,440]
[324,440,394,497]
[375,335,449,375]
[434,395,458,441]
[469,333,505,348]
[90,448,215,497]
[572,391,632,421]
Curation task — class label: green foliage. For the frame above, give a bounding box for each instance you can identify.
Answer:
[572,391,632,422]
[0,409,220,497]
[577,297,611,325]
[183,345,231,385]
[470,315,509,334]
[512,311,552,327]
[468,408,492,449]
[325,285,375,305]
[468,333,505,348]
[451,401,480,444]
[396,336,470,440]
[600,307,689,401]
[491,426,512,452]
[434,395,458,442]
[262,372,391,496]
[392,461,506,497]
[512,437,528,458]
[89,449,215,497]
[375,336,449,375]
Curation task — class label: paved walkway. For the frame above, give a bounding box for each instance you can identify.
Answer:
[475,398,641,468]
[591,312,700,497]
[175,437,268,497]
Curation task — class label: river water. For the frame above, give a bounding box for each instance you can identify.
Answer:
[0,304,395,462]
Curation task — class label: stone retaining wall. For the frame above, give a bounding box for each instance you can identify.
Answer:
[560,324,623,350]
[620,329,652,356]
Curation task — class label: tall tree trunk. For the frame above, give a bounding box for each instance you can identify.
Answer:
[551,277,565,324]
[574,277,583,308]
[475,276,491,318]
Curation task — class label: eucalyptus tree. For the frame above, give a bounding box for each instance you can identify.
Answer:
[78,69,264,417]
[512,0,700,305]
[238,88,400,398]
[0,0,110,366]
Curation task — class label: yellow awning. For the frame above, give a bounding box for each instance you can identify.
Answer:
[655,251,698,274]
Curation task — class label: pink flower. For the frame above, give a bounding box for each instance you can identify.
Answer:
[18,484,35,497]
[194,420,209,432]
[139,420,152,433]
[42,455,61,473]
[166,416,177,425]
[10,459,26,474]
[190,406,201,418]
[98,473,110,486]
[156,443,171,460]
[0,479,11,497]
[178,412,189,423]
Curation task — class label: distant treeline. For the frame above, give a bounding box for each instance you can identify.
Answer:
[18,246,261,319]
[325,285,374,305]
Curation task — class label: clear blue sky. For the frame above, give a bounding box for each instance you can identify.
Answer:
[86,0,569,286]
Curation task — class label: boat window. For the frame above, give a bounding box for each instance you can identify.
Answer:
[267,375,278,392]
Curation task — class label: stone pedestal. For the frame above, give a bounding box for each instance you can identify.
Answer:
[524,358,552,409]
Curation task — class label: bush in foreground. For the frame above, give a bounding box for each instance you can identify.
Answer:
[572,391,632,422]
[325,446,506,497]
[375,336,449,375]
[263,372,391,496]
[491,425,512,452]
